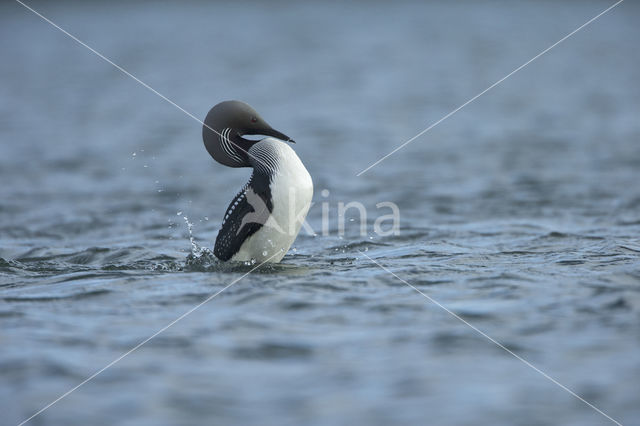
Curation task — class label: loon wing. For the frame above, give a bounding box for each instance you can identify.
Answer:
[214,175,272,261]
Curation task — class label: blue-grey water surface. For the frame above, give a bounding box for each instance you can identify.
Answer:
[1,1,639,425]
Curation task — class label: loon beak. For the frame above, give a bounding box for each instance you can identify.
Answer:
[246,127,295,144]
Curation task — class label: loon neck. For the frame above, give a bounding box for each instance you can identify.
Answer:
[247,137,306,178]
[213,128,257,168]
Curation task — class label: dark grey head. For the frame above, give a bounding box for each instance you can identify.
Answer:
[202,100,294,168]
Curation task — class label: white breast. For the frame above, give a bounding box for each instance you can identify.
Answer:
[231,138,313,263]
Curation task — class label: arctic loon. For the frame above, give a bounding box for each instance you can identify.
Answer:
[202,100,313,263]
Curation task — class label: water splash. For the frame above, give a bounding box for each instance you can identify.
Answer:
[182,215,217,270]
[183,216,198,254]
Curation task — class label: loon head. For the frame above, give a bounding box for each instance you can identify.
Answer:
[203,100,294,167]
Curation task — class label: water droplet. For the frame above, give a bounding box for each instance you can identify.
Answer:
[262,251,268,256]
[204,216,209,221]
[177,211,182,216]
[321,189,330,197]
[132,152,136,157]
